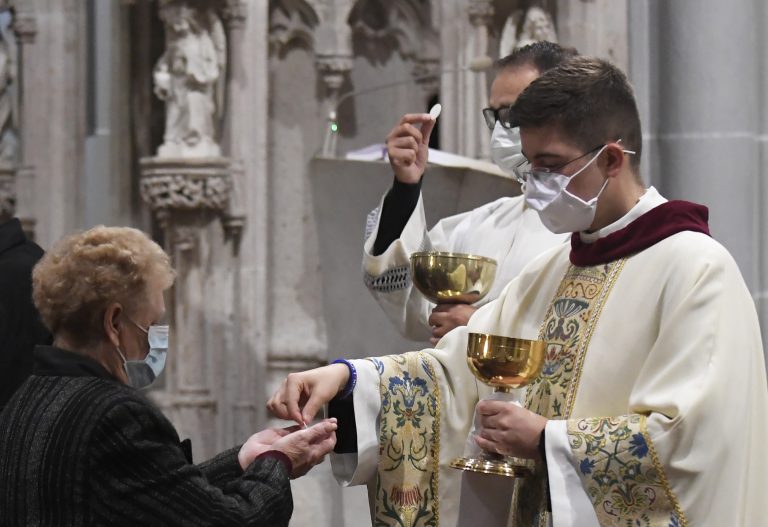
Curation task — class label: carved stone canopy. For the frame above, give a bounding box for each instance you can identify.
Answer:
[269,0,319,55]
[139,157,233,213]
[11,12,36,44]
[221,0,247,28]
[315,53,354,93]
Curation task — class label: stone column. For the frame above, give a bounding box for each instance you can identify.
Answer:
[464,0,493,159]
[238,0,270,433]
[757,0,768,356]
[11,7,34,236]
[21,0,86,247]
[219,0,252,447]
[437,0,464,155]
[438,0,493,158]
[629,0,764,355]
[656,0,759,288]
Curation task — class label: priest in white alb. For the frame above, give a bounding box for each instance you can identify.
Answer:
[268,56,768,526]
[363,42,574,345]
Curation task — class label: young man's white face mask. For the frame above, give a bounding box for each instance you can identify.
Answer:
[520,143,635,234]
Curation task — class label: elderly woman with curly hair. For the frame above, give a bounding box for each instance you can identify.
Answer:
[0,226,337,526]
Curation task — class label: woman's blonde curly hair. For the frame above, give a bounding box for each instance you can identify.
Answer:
[32,226,175,344]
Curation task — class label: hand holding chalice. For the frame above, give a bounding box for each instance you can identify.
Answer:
[450,333,546,477]
[411,252,499,343]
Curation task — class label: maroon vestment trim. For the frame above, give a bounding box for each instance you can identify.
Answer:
[570,201,710,266]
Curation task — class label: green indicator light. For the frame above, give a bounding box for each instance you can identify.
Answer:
[331,123,338,133]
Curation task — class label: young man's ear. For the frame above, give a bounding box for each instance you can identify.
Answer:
[603,143,627,177]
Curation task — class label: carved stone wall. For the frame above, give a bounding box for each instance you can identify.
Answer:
[11,1,669,526]
[0,6,21,223]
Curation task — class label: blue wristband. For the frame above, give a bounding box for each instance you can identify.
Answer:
[331,358,357,399]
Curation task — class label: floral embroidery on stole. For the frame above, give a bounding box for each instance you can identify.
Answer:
[512,260,627,527]
[513,259,686,527]
[568,414,687,526]
[368,352,441,527]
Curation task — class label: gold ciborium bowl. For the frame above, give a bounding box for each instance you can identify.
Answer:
[410,252,497,304]
[450,333,546,478]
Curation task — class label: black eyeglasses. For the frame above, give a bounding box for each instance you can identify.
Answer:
[482,106,515,130]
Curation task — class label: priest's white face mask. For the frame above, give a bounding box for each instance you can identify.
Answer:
[515,142,635,234]
[490,122,524,179]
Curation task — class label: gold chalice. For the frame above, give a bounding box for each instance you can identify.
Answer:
[410,252,497,305]
[450,333,546,477]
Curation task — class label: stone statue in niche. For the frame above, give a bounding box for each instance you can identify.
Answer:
[499,6,557,57]
[154,2,226,158]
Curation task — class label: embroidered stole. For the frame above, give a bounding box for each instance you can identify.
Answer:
[513,260,627,527]
[368,352,441,527]
[517,259,686,527]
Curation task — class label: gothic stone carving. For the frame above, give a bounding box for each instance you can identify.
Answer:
[269,0,319,56]
[517,6,558,48]
[315,53,353,93]
[221,0,247,29]
[139,158,232,213]
[411,56,440,96]
[468,0,494,27]
[348,0,434,61]
[11,12,35,44]
[0,11,18,165]
[499,6,558,56]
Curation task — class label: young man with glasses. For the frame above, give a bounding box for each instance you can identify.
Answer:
[463,55,767,525]
[270,56,767,526]
[362,42,576,345]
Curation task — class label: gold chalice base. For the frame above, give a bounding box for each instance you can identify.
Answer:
[450,455,533,478]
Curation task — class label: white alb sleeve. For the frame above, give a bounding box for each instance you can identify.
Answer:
[330,359,382,486]
[545,420,600,527]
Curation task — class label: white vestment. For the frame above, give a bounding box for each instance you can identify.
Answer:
[334,187,768,526]
[363,192,568,341]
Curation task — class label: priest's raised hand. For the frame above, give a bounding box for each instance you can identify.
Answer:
[385,112,436,184]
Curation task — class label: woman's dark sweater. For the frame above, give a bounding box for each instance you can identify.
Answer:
[0,346,293,526]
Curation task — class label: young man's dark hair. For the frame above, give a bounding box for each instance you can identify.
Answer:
[495,41,579,74]
[512,56,643,172]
